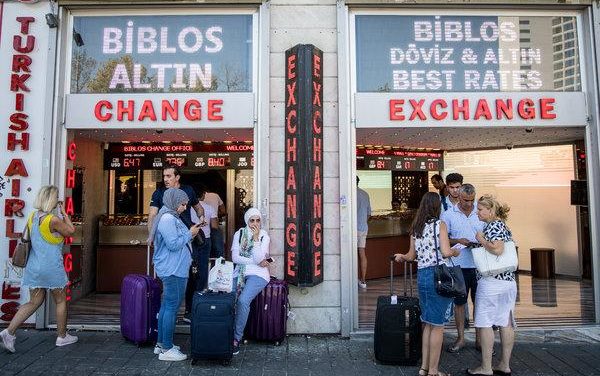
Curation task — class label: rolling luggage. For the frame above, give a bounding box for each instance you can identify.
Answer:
[244,277,289,344]
[120,245,161,345]
[190,290,236,365]
[374,258,421,365]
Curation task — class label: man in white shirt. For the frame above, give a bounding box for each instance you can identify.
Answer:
[441,183,485,353]
[202,188,226,258]
[183,188,219,323]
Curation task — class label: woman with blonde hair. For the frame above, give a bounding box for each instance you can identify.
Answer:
[0,185,77,353]
[467,195,515,376]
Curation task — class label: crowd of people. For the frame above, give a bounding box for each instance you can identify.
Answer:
[1,167,516,376]
[393,173,516,376]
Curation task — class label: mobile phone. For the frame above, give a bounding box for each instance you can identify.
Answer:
[266,257,274,263]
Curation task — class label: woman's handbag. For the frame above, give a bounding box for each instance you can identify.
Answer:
[12,215,32,268]
[472,240,518,277]
[433,222,466,299]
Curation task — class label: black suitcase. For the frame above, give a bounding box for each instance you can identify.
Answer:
[190,290,235,365]
[374,258,421,365]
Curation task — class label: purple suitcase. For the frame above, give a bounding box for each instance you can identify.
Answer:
[120,274,161,345]
[244,277,289,344]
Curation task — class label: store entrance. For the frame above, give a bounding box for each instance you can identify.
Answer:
[49,128,255,327]
[356,126,595,330]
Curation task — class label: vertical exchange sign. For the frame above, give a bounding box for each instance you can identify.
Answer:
[284,44,323,287]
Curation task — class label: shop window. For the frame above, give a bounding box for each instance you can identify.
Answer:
[354,14,581,93]
[70,14,254,94]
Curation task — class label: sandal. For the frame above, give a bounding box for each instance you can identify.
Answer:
[419,369,429,376]
[446,343,464,353]
[428,372,451,376]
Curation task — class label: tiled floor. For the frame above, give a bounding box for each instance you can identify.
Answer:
[358,273,596,329]
[66,273,595,329]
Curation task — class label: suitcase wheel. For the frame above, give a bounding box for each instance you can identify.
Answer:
[274,341,280,346]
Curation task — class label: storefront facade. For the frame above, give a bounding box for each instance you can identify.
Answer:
[0,0,598,336]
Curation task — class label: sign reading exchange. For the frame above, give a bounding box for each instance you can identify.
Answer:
[355,15,581,93]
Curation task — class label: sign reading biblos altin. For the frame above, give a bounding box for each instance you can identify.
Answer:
[284,44,324,287]
[65,14,255,129]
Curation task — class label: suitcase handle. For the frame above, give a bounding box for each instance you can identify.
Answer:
[389,256,414,297]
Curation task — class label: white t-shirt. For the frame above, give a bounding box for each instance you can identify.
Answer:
[190,202,217,238]
[203,192,224,216]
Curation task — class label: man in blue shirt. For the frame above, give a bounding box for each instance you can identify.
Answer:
[441,183,485,353]
[356,176,372,289]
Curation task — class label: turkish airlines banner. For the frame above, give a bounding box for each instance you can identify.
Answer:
[355,92,588,128]
[0,0,53,323]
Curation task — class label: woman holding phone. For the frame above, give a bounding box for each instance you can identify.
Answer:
[1,186,77,353]
[150,188,201,361]
[231,207,271,355]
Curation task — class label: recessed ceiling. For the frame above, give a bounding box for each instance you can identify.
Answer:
[72,128,254,143]
[357,126,585,151]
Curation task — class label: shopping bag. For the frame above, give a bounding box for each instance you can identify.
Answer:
[208,257,234,293]
[472,241,518,277]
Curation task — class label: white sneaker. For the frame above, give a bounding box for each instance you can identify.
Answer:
[0,329,16,353]
[158,347,187,361]
[153,344,180,355]
[56,333,78,347]
[358,281,367,289]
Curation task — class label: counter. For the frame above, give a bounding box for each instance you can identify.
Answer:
[96,215,153,293]
[362,210,416,280]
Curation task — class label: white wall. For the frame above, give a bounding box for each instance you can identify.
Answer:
[268,0,340,333]
[444,145,580,277]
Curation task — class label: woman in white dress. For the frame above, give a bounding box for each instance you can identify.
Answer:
[467,195,515,376]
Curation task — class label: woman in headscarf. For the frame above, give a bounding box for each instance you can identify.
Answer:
[151,188,201,362]
[231,207,271,355]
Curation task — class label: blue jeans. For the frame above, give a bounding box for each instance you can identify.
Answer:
[232,275,269,341]
[158,275,187,349]
[210,228,225,258]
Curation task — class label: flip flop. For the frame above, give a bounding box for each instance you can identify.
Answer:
[447,343,464,353]
[492,370,511,376]
[419,369,429,376]
[466,369,493,376]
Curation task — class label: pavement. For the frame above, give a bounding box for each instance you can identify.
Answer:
[0,327,599,375]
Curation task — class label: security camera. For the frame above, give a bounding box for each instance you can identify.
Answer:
[525,128,533,133]
[506,143,514,150]
[155,129,163,134]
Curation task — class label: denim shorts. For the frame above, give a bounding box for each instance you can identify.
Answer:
[417,266,454,326]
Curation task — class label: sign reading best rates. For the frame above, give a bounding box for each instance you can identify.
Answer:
[355,15,580,93]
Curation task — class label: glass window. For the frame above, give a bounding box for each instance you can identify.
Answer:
[355,15,581,92]
[70,14,254,94]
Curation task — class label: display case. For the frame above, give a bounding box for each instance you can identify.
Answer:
[97,215,152,293]
[364,209,417,280]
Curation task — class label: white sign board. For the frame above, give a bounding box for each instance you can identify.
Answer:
[65,93,255,129]
[0,0,53,323]
[355,92,588,128]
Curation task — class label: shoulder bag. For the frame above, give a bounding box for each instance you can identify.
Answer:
[472,240,518,277]
[12,213,34,268]
[433,221,466,299]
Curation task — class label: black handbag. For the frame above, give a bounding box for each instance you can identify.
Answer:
[433,222,467,299]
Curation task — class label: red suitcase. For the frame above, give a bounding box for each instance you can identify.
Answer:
[244,277,289,345]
